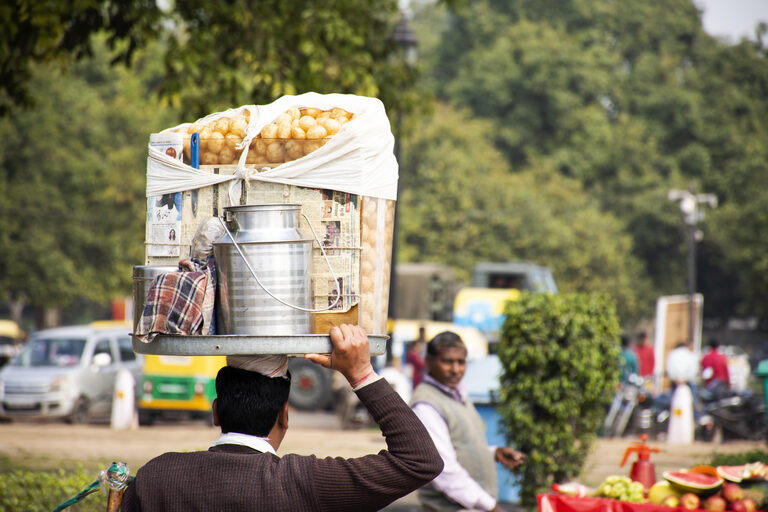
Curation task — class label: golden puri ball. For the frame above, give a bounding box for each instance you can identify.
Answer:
[306,125,328,139]
[285,140,304,161]
[183,134,192,161]
[277,122,292,139]
[188,123,205,135]
[298,115,317,131]
[301,107,321,118]
[322,118,341,135]
[266,142,285,163]
[251,138,267,155]
[219,147,238,165]
[316,111,331,124]
[287,106,301,121]
[330,107,350,119]
[260,123,279,139]
[274,113,291,126]
[213,117,231,135]
[229,117,248,138]
[225,133,241,151]
[201,150,219,165]
[246,149,267,165]
[304,140,324,155]
[207,131,225,153]
[199,126,213,150]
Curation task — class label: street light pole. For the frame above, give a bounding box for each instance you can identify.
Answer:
[388,15,418,325]
[686,217,696,343]
[668,185,717,345]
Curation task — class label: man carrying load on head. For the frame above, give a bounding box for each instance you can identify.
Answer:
[121,325,443,512]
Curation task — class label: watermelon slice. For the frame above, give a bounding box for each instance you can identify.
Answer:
[664,470,724,496]
[717,465,747,483]
[745,462,768,481]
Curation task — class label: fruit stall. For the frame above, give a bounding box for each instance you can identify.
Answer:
[543,458,767,512]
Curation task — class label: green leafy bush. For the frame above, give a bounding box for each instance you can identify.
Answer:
[0,466,104,512]
[709,451,768,467]
[497,292,621,507]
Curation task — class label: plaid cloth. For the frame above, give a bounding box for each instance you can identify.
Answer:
[197,257,217,334]
[138,258,216,342]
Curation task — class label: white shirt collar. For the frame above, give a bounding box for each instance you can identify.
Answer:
[423,373,467,403]
[212,432,276,455]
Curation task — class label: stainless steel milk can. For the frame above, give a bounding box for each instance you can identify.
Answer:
[213,204,313,335]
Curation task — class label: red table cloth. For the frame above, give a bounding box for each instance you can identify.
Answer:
[538,493,753,512]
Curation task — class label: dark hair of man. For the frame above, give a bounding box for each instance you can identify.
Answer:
[708,338,719,349]
[426,331,466,357]
[621,335,630,348]
[635,331,647,342]
[215,366,291,437]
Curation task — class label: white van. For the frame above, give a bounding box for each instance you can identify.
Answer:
[0,322,142,423]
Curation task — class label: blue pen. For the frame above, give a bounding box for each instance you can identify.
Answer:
[191,132,200,216]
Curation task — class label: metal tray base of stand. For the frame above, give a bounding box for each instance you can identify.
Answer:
[132,334,388,357]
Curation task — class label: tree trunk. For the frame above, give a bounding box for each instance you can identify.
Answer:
[9,299,24,327]
[35,306,61,330]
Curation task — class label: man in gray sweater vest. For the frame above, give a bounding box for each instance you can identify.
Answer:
[411,331,525,512]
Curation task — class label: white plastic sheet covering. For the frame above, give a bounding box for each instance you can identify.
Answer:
[146,92,399,203]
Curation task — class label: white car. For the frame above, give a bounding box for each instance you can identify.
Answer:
[0,322,142,423]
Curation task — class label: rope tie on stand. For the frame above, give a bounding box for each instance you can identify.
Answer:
[229,166,271,205]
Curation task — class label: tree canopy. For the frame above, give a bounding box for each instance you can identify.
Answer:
[0,38,176,322]
[406,0,768,323]
[161,0,415,118]
[399,104,648,320]
[0,0,162,115]
[1,0,424,119]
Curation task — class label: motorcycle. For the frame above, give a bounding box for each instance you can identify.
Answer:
[603,374,655,438]
[698,380,767,442]
[647,390,716,442]
[605,379,714,441]
[651,381,767,442]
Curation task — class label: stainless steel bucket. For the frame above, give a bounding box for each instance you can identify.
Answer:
[132,265,179,334]
[213,204,313,335]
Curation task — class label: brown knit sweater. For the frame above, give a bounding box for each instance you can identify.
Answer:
[120,378,442,511]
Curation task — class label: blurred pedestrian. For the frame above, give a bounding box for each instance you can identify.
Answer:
[666,341,699,444]
[619,336,639,385]
[666,341,699,389]
[700,338,730,388]
[406,326,427,389]
[633,331,654,378]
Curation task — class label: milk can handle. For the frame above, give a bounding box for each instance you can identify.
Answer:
[217,215,342,313]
